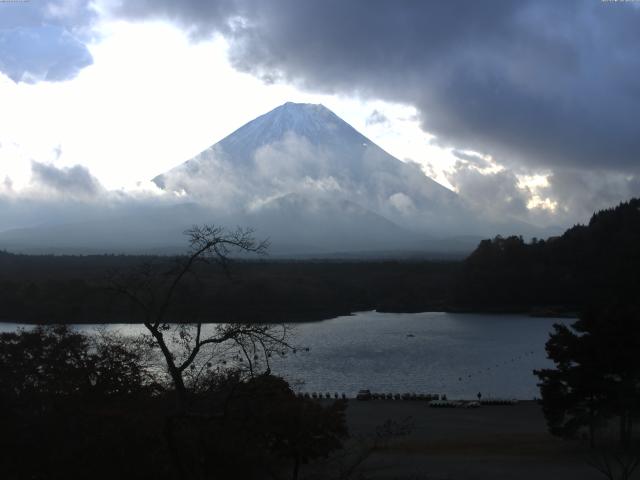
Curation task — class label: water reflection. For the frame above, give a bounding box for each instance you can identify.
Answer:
[0,311,569,399]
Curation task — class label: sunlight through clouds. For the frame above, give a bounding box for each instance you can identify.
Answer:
[0,19,458,193]
[1,1,637,232]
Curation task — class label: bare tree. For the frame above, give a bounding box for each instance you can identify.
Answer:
[588,449,640,480]
[109,225,294,409]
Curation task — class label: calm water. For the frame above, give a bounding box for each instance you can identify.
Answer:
[0,311,570,399]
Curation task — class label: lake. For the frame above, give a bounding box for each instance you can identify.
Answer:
[0,311,570,399]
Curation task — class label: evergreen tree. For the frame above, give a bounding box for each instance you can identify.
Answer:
[535,304,640,448]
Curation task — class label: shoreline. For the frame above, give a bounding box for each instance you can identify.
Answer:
[0,306,578,326]
[333,399,604,480]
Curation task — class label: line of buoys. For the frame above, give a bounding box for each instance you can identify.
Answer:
[299,392,347,400]
[429,400,480,408]
[451,350,541,381]
[479,398,519,405]
[297,391,520,406]
[299,391,443,401]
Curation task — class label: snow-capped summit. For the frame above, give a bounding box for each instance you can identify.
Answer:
[217,102,355,151]
[152,102,469,239]
[153,101,375,186]
[0,103,528,255]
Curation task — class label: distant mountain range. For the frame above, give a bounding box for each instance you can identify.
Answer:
[0,102,546,256]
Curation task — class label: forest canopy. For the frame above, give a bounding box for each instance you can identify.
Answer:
[0,198,639,323]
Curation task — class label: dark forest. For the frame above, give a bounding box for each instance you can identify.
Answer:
[2,199,639,324]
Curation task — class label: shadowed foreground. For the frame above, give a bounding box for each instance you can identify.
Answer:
[329,401,613,480]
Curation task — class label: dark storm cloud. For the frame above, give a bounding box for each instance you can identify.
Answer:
[543,169,640,223]
[446,160,530,222]
[31,161,103,197]
[110,0,236,39]
[445,159,640,227]
[0,1,95,82]
[112,0,640,174]
[452,150,491,169]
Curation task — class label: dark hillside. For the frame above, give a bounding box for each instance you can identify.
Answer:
[0,254,456,324]
[454,198,640,312]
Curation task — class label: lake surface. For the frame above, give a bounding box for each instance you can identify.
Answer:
[0,311,570,399]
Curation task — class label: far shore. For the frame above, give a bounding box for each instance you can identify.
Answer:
[0,306,578,326]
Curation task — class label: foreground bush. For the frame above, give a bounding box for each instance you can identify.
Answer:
[0,326,348,480]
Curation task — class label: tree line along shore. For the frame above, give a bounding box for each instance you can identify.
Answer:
[1,198,639,324]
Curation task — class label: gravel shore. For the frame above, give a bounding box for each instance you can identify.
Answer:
[336,400,605,480]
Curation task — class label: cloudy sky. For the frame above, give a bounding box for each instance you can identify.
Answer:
[1,0,639,230]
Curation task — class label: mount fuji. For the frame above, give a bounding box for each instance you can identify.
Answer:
[0,102,511,255]
[154,103,467,228]
[149,102,485,253]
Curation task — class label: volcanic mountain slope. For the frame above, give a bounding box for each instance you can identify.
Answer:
[153,102,476,238]
[0,103,508,255]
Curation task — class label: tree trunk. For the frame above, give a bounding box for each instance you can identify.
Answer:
[589,402,596,449]
[169,366,188,411]
[164,415,186,479]
[620,410,631,449]
[292,454,300,480]
[147,325,188,410]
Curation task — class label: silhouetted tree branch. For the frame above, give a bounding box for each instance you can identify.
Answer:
[109,225,291,409]
[587,448,640,480]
